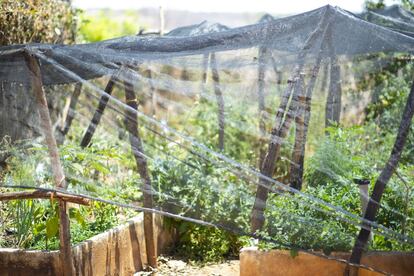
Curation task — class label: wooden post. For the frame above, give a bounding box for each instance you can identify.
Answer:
[210,53,225,151]
[257,46,268,168]
[24,51,74,276]
[80,76,117,148]
[250,70,303,232]
[59,83,82,141]
[201,53,210,98]
[325,55,342,129]
[347,80,414,275]
[123,78,157,268]
[250,10,333,233]
[289,56,322,190]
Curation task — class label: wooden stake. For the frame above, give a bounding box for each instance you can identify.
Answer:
[257,46,268,168]
[80,76,116,148]
[123,78,157,268]
[325,56,342,129]
[60,83,82,140]
[24,51,74,276]
[250,10,333,233]
[210,53,225,151]
[289,57,322,190]
[347,80,414,275]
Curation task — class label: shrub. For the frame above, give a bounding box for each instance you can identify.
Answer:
[0,0,78,45]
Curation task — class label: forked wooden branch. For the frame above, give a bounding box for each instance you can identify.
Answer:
[250,10,334,233]
[80,75,117,148]
[347,79,414,275]
[210,52,225,151]
[0,190,90,205]
[23,51,74,276]
[289,57,322,190]
[123,76,157,268]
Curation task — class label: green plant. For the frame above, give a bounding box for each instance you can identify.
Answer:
[167,219,242,263]
[0,0,78,45]
[78,10,141,43]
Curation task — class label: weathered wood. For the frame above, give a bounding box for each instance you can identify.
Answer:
[257,47,268,168]
[210,53,225,151]
[325,56,342,128]
[60,83,82,140]
[24,51,74,276]
[289,57,322,190]
[201,53,211,99]
[123,78,157,268]
[146,69,158,118]
[250,72,302,232]
[250,10,334,233]
[0,190,90,205]
[80,77,117,148]
[347,80,414,275]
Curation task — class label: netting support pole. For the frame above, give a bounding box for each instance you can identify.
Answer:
[250,10,333,233]
[123,78,157,268]
[257,46,268,168]
[210,53,225,151]
[57,83,82,144]
[80,76,117,148]
[346,79,414,276]
[24,51,75,276]
[250,69,303,232]
[201,53,210,98]
[325,55,342,129]
[289,56,322,190]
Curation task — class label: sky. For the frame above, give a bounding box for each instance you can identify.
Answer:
[72,0,397,14]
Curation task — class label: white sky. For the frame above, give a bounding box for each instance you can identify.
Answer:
[72,0,397,14]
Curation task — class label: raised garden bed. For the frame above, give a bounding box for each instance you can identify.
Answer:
[0,214,175,276]
[240,247,414,276]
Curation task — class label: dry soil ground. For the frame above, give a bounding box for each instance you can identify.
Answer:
[135,256,240,276]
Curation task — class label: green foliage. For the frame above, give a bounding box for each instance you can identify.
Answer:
[262,183,359,253]
[78,10,141,43]
[365,76,414,163]
[0,136,135,250]
[150,149,253,262]
[365,0,386,11]
[0,0,78,45]
[167,220,242,263]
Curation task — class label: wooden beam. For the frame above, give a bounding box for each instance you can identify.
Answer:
[0,190,90,205]
[289,56,322,190]
[257,46,268,168]
[325,55,342,129]
[80,76,117,148]
[123,78,157,268]
[347,80,414,275]
[60,83,82,139]
[210,53,225,151]
[24,51,75,276]
[250,11,334,233]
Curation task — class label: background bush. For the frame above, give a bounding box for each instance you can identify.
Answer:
[0,0,78,45]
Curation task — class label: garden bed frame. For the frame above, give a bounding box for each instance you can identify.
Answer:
[0,213,175,276]
[240,248,414,276]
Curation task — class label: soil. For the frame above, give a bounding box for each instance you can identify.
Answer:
[135,256,240,276]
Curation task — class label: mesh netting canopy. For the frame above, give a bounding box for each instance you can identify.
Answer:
[1,5,414,274]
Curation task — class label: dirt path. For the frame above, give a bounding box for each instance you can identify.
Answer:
[135,256,240,276]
